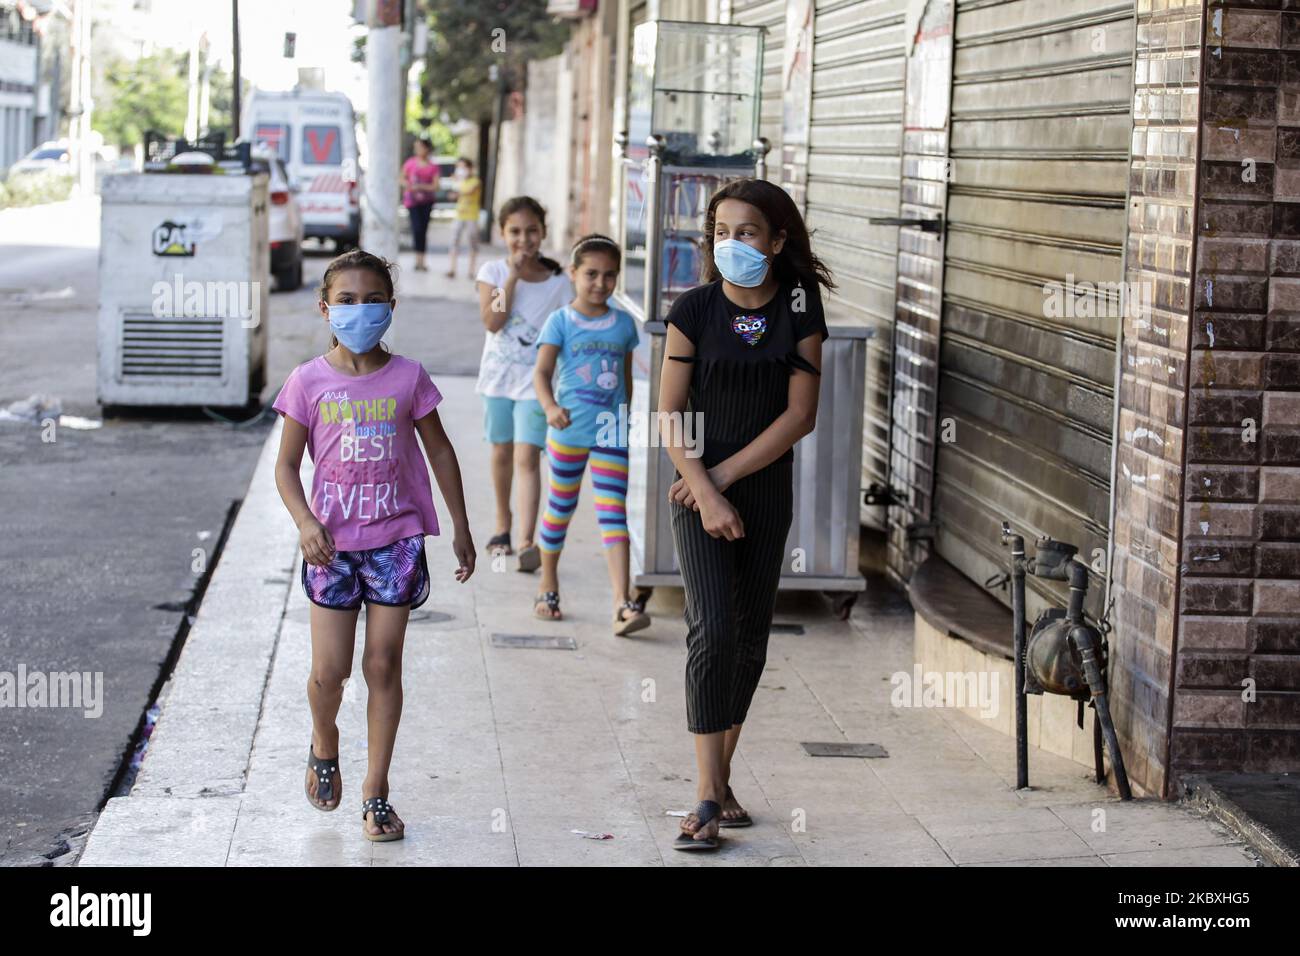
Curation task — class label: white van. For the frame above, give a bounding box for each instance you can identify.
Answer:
[242,88,361,249]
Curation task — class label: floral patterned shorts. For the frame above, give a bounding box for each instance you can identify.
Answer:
[301,534,430,611]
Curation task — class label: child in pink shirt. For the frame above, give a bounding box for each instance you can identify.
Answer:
[273,249,475,842]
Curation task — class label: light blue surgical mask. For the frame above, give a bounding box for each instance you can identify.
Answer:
[712,238,770,288]
[328,302,392,353]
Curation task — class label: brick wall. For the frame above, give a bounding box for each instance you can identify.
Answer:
[1172,0,1300,775]
[1110,0,1205,798]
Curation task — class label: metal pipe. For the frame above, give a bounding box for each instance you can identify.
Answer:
[1073,626,1133,801]
[642,134,665,322]
[1010,533,1028,790]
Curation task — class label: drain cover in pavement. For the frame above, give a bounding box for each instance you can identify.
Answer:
[491,633,578,650]
[802,742,888,758]
[770,623,805,635]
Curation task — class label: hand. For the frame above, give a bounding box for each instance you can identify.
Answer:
[452,531,476,583]
[507,250,532,275]
[299,518,335,566]
[668,476,698,511]
[545,404,571,429]
[698,492,744,541]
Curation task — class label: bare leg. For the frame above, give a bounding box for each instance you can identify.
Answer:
[514,442,542,550]
[604,539,630,610]
[681,731,727,842]
[306,603,359,809]
[490,441,514,540]
[536,548,562,619]
[720,724,747,821]
[360,603,409,837]
[446,244,458,278]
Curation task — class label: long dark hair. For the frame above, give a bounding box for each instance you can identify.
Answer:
[700,178,836,293]
[318,249,396,352]
[496,195,563,275]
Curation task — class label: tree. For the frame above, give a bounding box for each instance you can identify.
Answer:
[93,51,190,149]
[420,0,569,124]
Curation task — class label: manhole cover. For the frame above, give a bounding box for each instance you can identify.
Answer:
[801,742,888,758]
[490,633,577,650]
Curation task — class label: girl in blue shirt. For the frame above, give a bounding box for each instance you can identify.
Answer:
[532,235,648,636]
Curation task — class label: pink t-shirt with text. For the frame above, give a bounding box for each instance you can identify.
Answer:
[273,354,443,551]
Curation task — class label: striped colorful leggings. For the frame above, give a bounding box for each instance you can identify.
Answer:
[540,437,629,553]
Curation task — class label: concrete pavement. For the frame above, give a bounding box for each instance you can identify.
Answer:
[76,246,1260,867]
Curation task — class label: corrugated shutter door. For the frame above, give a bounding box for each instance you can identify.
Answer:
[729,0,786,175]
[938,0,1133,616]
[807,0,909,530]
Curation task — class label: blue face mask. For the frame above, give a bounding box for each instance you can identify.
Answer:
[712,238,771,288]
[328,302,392,353]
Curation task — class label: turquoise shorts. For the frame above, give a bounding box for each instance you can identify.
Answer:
[483,396,547,447]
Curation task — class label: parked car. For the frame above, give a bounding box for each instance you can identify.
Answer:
[266,155,305,290]
[6,141,71,181]
[242,88,362,250]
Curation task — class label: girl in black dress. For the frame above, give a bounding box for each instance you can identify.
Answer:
[658,178,834,849]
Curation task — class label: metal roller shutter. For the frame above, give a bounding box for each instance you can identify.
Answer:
[937,0,1133,617]
[729,0,787,176]
[806,0,909,530]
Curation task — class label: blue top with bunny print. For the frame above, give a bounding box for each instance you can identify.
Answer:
[537,304,640,447]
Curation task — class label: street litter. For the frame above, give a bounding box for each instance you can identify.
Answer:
[58,415,102,430]
[0,394,60,424]
[571,830,614,840]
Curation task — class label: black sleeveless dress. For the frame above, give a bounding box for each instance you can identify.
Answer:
[663,280,827,734]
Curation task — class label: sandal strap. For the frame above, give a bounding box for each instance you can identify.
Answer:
[307,747,339,802]
[693,799,721,827]
[361,796,393,825]
[536,591,560,609]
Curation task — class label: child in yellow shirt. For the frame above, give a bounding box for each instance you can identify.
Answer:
[447,157,482,279]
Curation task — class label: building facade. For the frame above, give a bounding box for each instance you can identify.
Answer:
[515,0,1300,798]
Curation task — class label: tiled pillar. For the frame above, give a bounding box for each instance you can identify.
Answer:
[1174,1,1300,777]
[1112,0,1205,799]
[1114,0,1300,798]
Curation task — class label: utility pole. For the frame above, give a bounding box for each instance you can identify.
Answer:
[364,0,403,265]
[68,0,93,197]
[185,23,201,142]
[231,0,241,137]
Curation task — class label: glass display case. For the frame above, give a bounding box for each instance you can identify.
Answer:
[616,20,765,323]
[627,21,764,167]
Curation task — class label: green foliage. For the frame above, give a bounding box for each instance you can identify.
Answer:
[93,51,190,149]
[420,0,569,123]
[0,170,75,209]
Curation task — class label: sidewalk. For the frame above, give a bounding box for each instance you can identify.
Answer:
[77,246,1260,867]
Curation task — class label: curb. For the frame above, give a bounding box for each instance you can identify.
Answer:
[1179,773,1300,868]
[79,419,298,864]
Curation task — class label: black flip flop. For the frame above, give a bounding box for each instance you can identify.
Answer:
[361,796,404,842]
[673,800,722,851]
[486,533,512,556]
[718,785,752,828]
[306,746,340,811]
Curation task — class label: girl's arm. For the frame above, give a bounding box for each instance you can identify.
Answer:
[477,275,517,334]
[623,350,634,410]
[414,410,476,582]
[534,343,570,429]
[658,324,744,540]
[708,333,822,492]
[273,417,335,566]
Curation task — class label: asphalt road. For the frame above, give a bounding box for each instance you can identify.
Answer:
[0,197,488,864]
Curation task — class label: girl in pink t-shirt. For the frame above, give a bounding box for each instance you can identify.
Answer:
[400,137,439,272]
[273,249,476,842]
